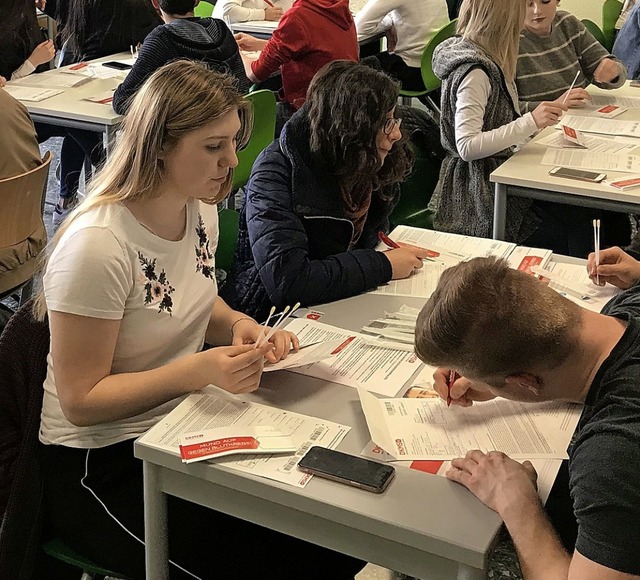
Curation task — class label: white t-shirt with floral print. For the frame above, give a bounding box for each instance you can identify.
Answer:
[40,199,219,448]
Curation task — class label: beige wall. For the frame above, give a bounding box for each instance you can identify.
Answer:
[561,0,604,26]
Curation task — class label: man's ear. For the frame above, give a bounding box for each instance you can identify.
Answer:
[151,0,161,10]
[504,373,542,396]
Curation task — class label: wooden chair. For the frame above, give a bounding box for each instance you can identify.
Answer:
[0,152,52,305]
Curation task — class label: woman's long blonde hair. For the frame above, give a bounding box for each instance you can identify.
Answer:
[457,0,526,80]
[34,60,252,320]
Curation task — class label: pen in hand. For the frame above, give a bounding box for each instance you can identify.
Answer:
[446,370,459,407]
[378,231,400,249]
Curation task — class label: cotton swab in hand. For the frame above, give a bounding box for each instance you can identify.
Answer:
[254,305,276,349]
[562,70,581,105]
[593,219,601,285]
[262,303,300,345]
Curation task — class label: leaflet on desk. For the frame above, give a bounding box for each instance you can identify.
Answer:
[358,388,581,461]
[282,318,422,397]
[139,386,350,487]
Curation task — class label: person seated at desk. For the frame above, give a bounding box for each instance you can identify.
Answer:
[0,90,44,332]
[516,0,627,113]
[234,0,358,125]
[0,0,55,80]
[588,236,640,289]
[614,2,640,80]
[416,256,640,580]
[213,0,292,23]
[431,0,606,256]
[221,60,428,321]
[35,60,366,580]
[354,0,449,91]
[113,0,251,114]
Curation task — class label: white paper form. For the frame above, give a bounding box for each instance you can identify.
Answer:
[264,339,344,372]
[559,114,640,138]
[537,132,640,155]
[545,261,620,312]
[506,246,553,273]
[359,389,581,460]
[371,225,517,297]
[541,148,640,173]
[10,71,90,88]
[588,94,640,110]
[139,386,350,487]
[3,86,64,102]
[283,318,423,397]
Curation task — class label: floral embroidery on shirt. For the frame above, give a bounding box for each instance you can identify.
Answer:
[195,213,215,280]
[137,251,175,314]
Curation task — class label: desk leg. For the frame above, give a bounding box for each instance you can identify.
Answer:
[104,126,117,158]
[143,461,169,580]
[493,183,507,240]
[457,563,485,580]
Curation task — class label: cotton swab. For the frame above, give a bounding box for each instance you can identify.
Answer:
[562,70,581,105]
[593,219,601,285]
[263,303,300,345]
[254,305,276,349]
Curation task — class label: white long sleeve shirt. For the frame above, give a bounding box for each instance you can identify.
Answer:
[455,68,538,162]
[11,59,36,81]
[354,0,449,67]
[213,0,293,23]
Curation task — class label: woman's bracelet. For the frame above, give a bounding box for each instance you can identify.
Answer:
[230,316,256,337]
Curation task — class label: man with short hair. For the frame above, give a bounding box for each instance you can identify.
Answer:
[113,0,251,114]
[415,256,640,579]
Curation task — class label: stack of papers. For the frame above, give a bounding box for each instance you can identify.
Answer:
[11,70,90,88]
[139,386,350,488]
[4,85,64,102]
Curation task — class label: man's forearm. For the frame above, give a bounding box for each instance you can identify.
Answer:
[503,498,571,580]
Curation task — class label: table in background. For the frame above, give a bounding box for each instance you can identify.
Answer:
[7,53,129,156]
[135,292,501,580]
[490,82,640,240]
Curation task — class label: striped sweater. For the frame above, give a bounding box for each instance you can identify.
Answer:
[516,11,627,113]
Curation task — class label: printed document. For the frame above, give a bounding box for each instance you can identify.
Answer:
[10,71,90,88]
[139,386,350,487]
[283,318,422,397]
[541,148,640,173]
[264,339,344,372]
[4,86,64,102]
[359,389,581,460]
[538,132,640,155]
[559,114,640,138]
[588,94,640,110]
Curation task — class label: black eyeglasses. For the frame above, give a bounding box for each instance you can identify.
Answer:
[383,117,402,135]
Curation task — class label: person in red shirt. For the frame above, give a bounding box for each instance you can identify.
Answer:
[235,0,358,125]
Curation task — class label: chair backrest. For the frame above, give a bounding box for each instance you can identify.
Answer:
[0,152,51,249]
[0,300,50,578]
[421,19,458,92]
[232,90,277,191]
[581,18,607,48]
[194,1,215,17]
[215,208,240,272]
[603,0,623,50]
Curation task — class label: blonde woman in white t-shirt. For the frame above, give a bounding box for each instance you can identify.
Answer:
[34,60,364,580]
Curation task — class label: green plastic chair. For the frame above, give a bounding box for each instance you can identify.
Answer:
[582,18,607,48]
[603,0,623,51]
[215,208,240,272]
[399,19,457,119]
[43,537,129,579]
[231,89,277,193]
[194,0,215,17]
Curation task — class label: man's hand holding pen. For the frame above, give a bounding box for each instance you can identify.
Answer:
[432,369,497,407]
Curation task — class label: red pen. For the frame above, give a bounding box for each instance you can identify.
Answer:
[378,231,400,249]
[264,0,275,7]
[446,370,459,407]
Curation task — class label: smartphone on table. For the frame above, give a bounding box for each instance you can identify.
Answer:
[297,446,395,494]
[102,61,132,70]
[548,166,606,183]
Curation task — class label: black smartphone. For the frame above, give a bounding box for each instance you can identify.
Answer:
[297,446,395,494]
[102,61,132,70]
[548,166,606,183]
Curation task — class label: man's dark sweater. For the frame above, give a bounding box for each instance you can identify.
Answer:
[113,17,251,114]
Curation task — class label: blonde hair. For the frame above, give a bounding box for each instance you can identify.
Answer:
[34,60,252,320]
[457,0,526,80]
[415,257,582,381]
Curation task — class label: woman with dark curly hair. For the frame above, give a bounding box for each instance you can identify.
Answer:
[221,59,429,321]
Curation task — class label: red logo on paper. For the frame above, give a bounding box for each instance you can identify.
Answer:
[517,255,543,274]
[598,105,617,114]
[331,336,355,355]
[179,436,259,460]
[306,312,322,320]
[410,460,444,474]
[562,126,577,139]
[395,438,407,455]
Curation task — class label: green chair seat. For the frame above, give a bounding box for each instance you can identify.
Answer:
[582,18,607,48]
[194,1,215,17]
[603,0,623,51]
[43,537,129,579]
[216,208,240,272]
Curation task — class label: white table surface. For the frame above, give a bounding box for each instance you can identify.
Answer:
[135,292,501,580]
[490,82,640,239]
